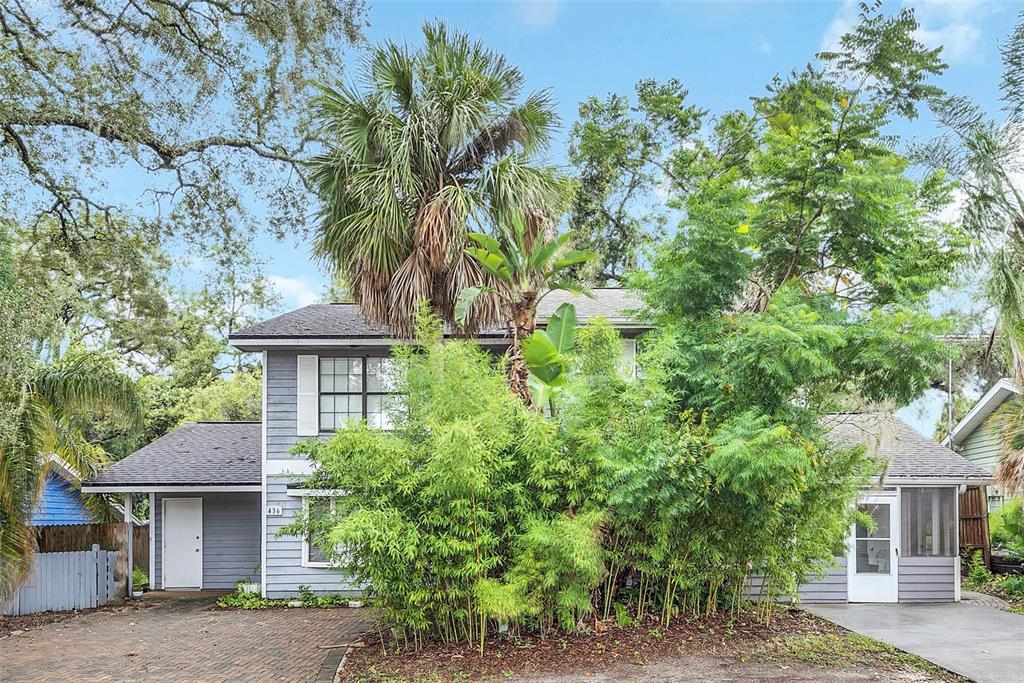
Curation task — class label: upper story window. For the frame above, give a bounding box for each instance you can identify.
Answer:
[319,356,401,431]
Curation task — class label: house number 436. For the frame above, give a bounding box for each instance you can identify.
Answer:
[266,505,283,516]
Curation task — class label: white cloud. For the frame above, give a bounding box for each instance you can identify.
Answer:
[754,36,774,56]
[914,20,982,63]
[269,274,321,309]
[908,0,986,23]
[513,1,560,28]
[820,0,986,65]
[820,0,857,53]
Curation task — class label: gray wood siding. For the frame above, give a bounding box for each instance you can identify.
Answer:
[898,555,957,602]
[154,492,260,590]
[265,475,363,598]
[266,351,302,459]
[744,557,848,604]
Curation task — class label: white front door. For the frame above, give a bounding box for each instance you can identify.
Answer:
[163,498,203,589]
[847,493,899,602]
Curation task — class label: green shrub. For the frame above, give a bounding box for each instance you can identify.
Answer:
[216,584,351,609]
[998,575,1024,599]
[991,499,1024,555]
[288,312,870,650]
[217,590,281,609]
[132,567,149,588]
[288,312,609,651]
[965,550,993,588]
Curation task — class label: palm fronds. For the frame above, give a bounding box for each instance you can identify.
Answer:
[310,21,563,338]
[0,353,141,600]
[994,397,1024,494]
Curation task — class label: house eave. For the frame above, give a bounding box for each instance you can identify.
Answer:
[228,324,652,352]
[870,476,995,487]
[81,484,262,493]
[947,378,1020,448]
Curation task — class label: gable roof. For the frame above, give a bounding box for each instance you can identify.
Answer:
[823,412,992,484]
[33,471,94,526]
[229,288,646,350]
[946,378,1020,448]
[82,422,262,490]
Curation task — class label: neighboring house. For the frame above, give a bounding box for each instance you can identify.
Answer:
[946,378,1021,511]
[83,289,992,603]
[33,459,95,526]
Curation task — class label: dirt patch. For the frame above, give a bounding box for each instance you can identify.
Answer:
[0,599,156,639]
[341,610,959,682]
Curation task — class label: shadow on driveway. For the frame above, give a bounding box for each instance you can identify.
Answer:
[803,601,1024,683]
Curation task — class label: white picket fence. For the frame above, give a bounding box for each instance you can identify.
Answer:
[3,545,121,616]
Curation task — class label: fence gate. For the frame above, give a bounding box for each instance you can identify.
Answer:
[3,545,121,616]
[959,486,991,569]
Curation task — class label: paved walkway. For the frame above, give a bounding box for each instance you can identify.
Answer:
[0,593,373,682]
[803,602,1024,683]
[961,589,1012,611]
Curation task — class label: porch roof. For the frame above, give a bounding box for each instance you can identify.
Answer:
[82,422,261,492]
[823,412,993,485]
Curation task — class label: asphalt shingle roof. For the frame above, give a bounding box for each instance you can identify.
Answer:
[229,288,646,341]
[84,422,262,487]
[822,412,992,482]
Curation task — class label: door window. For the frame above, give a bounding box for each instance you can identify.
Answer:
[854,503,892,574]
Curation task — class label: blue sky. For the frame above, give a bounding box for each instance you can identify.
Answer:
[252,0,1017,434]
[266,0,1017,303]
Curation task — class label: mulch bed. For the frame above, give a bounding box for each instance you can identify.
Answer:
[0,599,156,638]
[340,608,929,682]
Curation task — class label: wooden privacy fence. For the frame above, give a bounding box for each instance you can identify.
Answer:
[959,486,991,569]
[36,522,149,574]
[3,546,120,616]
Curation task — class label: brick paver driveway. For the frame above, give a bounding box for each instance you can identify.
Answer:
[0,594,373,682]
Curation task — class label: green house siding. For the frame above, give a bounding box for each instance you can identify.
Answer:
[959,412,1009,509]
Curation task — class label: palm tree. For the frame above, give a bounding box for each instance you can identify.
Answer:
[310,21,567,338]
[0,354,141,600]
[456,212,592,405]
[925,11,1024,493]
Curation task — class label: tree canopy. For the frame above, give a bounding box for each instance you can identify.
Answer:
[1,0,365,246]
[630,4,966,424]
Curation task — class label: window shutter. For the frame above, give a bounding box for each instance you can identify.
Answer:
[621,339,637,378]
[296,355,319,436]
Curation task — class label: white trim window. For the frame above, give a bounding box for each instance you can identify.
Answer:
[319,356,402,431]
[301,494,343,568]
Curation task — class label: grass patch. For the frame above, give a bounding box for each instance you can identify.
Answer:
[759,632,964,681]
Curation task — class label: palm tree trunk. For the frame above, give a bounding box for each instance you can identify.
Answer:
[506,300,536,407]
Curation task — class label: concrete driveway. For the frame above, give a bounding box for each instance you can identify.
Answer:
[0,593,372,682]
[803,602,1024,683]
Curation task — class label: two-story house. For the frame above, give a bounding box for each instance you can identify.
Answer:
[82,289,646,598]
[83,289,992,604]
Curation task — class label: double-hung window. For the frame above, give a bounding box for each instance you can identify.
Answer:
[303,495,340,568]
[319,356,401,431]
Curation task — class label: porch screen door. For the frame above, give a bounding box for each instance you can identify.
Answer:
[847,493,899,602]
